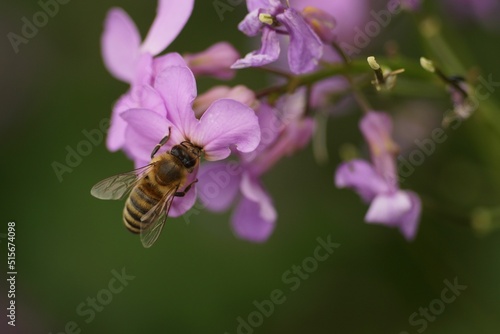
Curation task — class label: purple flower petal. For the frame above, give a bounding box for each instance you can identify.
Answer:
[398,191,422,241]
[277,8,323,74]
[154,66,197,137]
[360,111,399,188]
[365,191,412,226]
[106,94,134,152]
[335,159,390,202]
[106,85,166,152]
[133,53,154,86]
[240,173,277,223]
[121,108,175,163]
[360,111,394,148]
[101,8,141,83]
[246,0,273,12]
[188,99,261,161]
[301,6,337,43]
[231,196,276,243]
[231,28,280,69]
[291,0,370,42]
[238,10,263,36]
[153,53,188,75]
[141,0,194,56]
[197,162,242,212]
[253,103,283,153]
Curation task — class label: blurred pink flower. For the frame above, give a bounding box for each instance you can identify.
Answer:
[184,42,240,80]
[335,111,422,241]
[441,0,500,29]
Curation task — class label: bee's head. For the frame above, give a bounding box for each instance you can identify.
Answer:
[171,142,202,171]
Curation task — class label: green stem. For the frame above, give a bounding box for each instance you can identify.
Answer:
[255,55,429,100]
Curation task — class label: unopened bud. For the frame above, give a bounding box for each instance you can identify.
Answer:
[420,57,435,73]
[193,85,258,118]
[367,56,380,70]
[184,42,240,80]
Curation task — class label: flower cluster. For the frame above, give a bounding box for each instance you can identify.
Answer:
[101,0,260,218]
[97,0,482,243]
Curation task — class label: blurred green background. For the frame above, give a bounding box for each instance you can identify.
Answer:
[1,1,500,333]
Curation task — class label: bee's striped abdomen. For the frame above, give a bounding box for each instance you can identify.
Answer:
[123,178,163,234]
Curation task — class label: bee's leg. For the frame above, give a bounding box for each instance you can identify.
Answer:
[151,127,172,159]
[174,179,198,197]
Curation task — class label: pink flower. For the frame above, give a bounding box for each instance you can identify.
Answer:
[232,0,324,74]
[120,64,261,217]
[335,112,422,241]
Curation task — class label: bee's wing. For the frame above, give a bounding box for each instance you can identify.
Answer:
[139,185,179,248]
[90,164,155,200]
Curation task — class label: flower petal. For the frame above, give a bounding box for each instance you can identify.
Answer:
[101,8,141,83]
[133,53,154,87]
[335,159,390,202]
[188,99,261,161]
[398,191,422,241]
[277,8,323,74]
[154,66,197,138]
[246,0,273,12]
[121,108,173,163]
[106,94,134,152]
[240,173,277,223]
[231,28,280,69]
[360,111,399,187]
[365,191,412,226]
[231,197,276,243]
[197,162,242,212]
[153,52,188,75]
[141,0,194,55]
[106,85,167,152]
[238,10,262,36]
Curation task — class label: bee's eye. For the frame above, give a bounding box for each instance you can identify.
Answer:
[170,147,180,156]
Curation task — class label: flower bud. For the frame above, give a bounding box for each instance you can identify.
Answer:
[184,42,240,80]
[193,85,258,118]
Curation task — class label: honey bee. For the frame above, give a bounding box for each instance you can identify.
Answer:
[91,129,201,248]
